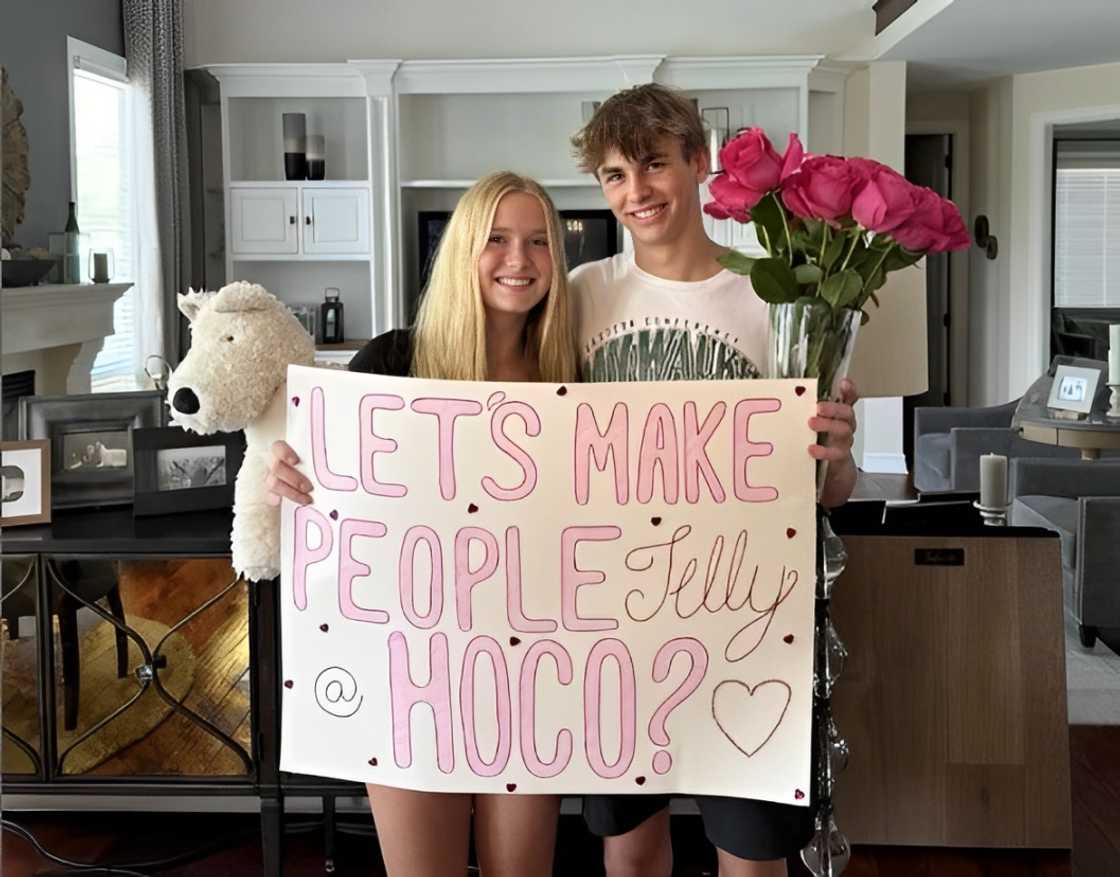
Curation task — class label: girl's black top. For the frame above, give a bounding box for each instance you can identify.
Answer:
[347,329,414,377]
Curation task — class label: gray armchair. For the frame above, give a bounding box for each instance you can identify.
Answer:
[1009,458,1120,648]
[913,399,1078,493]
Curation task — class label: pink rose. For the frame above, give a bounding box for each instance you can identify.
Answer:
[851,162,916,233]
[933,197,971,252]
[720,128,783,196]
[780,155,860,223]
[779,133,804,181]
[890,187,969,252]
[891,187,946,251]
[704,172,757,222]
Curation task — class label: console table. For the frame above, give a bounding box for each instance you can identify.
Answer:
[0,508,290,874]
[3,507,1075,873]
[1018,414,1120,461]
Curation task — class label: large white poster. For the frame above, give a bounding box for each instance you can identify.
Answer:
[279,365,817,806]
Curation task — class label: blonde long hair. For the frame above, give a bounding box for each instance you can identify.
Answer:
[412,172,577,383]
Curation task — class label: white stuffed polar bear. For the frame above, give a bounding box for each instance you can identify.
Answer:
[167,282,315,581]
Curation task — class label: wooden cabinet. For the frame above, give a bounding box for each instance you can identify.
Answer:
[830,530,1072,849]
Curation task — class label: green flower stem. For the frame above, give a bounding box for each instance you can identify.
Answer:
[818,222,829,296]
[773,192,793,267]
[859,242,894,309]
[839,228,860,273]
[760,224,774,256]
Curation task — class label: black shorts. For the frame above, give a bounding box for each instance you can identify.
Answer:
[582,794,815,861]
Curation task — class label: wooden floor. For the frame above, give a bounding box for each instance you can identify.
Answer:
[3,726,1117,875]
[1,558,252,779]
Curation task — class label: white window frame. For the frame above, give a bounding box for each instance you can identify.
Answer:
[67,36,148,391]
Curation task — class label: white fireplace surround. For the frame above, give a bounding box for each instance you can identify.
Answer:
[1,282,131,394]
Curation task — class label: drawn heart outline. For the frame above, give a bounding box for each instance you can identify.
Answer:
[711,678,792,758]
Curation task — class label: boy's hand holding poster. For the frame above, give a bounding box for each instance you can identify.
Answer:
[278,365,817,807]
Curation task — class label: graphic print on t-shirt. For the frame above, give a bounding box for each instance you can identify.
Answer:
[583,318,761,382]
[572,253,769,385]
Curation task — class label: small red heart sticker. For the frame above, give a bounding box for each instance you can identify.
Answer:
[283,680,293,689]
[794,386,806,397]
[635,776,646,786]
[506,783,517,792]
[368,757,378,766]
[320,623,329,632]
[291,396,300,406]
[786,528,796,539]
[509,636,521,646]
[795,789,805,800]
[468,503,479,513]
[783,634,794,644]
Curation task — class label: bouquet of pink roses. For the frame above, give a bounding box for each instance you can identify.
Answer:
[705,128,970,319]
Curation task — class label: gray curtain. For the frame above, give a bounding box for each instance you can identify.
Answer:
[123,0,190,365]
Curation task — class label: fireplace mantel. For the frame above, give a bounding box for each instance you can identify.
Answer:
[1,282,132,393]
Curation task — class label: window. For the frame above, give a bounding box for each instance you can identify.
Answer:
[1053,140,1120,309]
[67,37,141,391]
[1050,138,1120,360]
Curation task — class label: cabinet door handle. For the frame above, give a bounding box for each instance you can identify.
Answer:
[305,215,312,225]
[289,215,295,225]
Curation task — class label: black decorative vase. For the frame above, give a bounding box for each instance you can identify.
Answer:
[282,113,307,181]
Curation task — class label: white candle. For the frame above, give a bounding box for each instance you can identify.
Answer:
[979,453,1008,509]
[1109,324,1120,385]
[92,252,109,282]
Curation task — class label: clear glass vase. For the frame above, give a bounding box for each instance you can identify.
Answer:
[768,301,861,401]
[768,302,861,495]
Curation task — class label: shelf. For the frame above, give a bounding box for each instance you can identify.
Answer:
[229,180,370,188]
[400,178,597,189]
[317,339,370,351]
[231,254,370,262]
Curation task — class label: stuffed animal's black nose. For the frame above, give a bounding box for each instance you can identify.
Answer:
[172,387,200,415]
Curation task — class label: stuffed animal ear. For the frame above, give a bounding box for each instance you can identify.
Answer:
[212,281,277,314]
[177,288,211,323]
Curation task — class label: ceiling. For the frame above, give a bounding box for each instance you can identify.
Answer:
[867,0,1120,92]
[184,0,878,66]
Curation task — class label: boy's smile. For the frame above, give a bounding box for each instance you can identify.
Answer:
[596,135,708,250]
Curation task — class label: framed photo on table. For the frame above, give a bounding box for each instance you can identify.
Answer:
[19,391,164,509]
[131,426,245,517]
[1,440,51,526]
[1047,365,1101,416]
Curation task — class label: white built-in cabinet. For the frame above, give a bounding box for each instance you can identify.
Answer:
[229,187,298,255]
[230,185,371,257]
[207,56,848,349]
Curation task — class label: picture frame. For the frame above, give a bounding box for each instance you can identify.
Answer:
[19,391,164,509]
[1046,364,1101,415]
[131,426,245,517]
[1,439,51,526]
[701,106,731,172]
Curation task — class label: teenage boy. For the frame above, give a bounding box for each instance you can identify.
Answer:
[569,84,858,877]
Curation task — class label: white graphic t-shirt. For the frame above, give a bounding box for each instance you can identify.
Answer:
[571,252,768,383]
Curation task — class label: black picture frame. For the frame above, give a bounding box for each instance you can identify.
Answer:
[131,426,245,517]
[19,391,165,509]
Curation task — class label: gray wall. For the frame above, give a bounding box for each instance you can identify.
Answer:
[1,0,123,249]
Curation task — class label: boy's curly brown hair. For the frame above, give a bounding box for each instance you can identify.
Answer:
[570,83,707,176]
